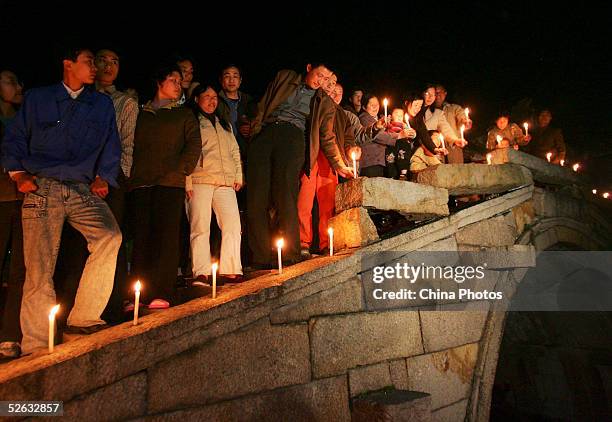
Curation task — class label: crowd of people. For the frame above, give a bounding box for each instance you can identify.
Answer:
[0,47,566,359]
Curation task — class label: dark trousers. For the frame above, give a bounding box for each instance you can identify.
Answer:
[0,201,25,342]
[130,186,184,304]
[247,122,305,264]
[361,165,385,178]
[54,177,129,325]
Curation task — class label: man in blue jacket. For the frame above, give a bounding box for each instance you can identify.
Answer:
[1,47,122,354]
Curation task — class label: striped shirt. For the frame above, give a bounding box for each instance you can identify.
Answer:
[99,85,138,177]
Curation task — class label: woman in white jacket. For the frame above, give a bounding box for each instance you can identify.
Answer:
[187,84,243,283]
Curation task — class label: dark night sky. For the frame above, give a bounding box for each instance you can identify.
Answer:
[1,1,611,182]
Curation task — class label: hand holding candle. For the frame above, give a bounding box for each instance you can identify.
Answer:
[276,238,284,274]
[133,281,141,326]
[328,228,334,256]
[212,262,218,299]
[49,304,60,353]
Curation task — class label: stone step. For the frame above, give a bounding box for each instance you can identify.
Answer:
[416,163,533,195]
[329,207,379,250]
[489,148,581,185]
[351,389,432,422]
[335,177,449,220]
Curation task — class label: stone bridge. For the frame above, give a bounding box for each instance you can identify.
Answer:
[0,150,610,421]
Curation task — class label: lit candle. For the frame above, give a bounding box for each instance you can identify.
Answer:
[604,193,610,199]
[496,135,503,147]
[383,98,389,121]
[328,228,334,256]
[48,304,59,353]
[560,159,565,166]
[572,163,580,172]
[276,238,284,274]
[440,134,445,150]
[351,151,358,178]
[404,113,411,130]
[460,124,465,141]
[523,122,529,136]
[464,107,470,120]
[592,189,597,194]
[546,152,552,162]
[212,262,218,299]
[133,280,141,326]
[486,153,492,165]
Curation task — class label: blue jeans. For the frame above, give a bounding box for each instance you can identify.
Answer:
[20,178,121,353]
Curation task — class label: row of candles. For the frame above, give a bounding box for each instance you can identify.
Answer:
[46,230,339,352]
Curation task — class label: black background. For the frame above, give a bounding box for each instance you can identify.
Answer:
[1,1,611,185]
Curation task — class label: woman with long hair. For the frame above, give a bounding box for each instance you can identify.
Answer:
[187,84,243,284]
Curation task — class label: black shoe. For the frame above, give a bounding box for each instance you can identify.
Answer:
[64,323,109,335]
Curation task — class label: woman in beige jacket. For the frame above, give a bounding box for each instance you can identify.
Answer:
[187,84,243,283]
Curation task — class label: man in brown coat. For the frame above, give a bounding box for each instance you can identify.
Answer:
[247,63,354,267]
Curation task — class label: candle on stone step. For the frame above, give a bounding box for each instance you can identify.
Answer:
[276,238,284,274]
[48,305,59,353]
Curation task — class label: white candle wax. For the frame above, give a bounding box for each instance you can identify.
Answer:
[546,152,552,162]
[523,122,529,136]
[276,238,284,274]
[133,280,141,326]
[486,153,492,165]
[440,134,445,150]
[383,98,388,121]
[496,135,503,147]
[560,159,565,166]
[573,163,580,172]
[49,305,59,353]
[404,113,411,130]
[212,263,218,299]
[351,151,358,178]
[328,228,334,256]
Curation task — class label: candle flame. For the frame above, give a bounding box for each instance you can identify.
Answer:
[523,122,528,130]
[212,262,218,271]
[351,151,356,160]
[546,152,552,162]
[460,124,465,132]
[49,304,60,319]
[276,238,284,248]
[560,159,565,166]
[604,193,610,199]
[496,135,502,145]
[383,98,388,107]
[328,227,333,236]
[592,189,597,194]
[464,107,469,116]
[572,163,580,172]
[135,280,141,292]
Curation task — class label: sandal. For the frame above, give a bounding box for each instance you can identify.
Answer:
[148,299,170,309]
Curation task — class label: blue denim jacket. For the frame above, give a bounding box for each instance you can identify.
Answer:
[1,83,121,187]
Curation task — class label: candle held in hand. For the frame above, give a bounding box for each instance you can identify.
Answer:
[404,113,411,130]
[486,153,492,165]
[49,304,60,353]
[496,135,503,147]
[351,151,358,178]
[573,163,580,172]
[383,98,389,121]
[439,134,445,150]
[523,122,529,136]
[465,107,470,120]
[546,152,552,162]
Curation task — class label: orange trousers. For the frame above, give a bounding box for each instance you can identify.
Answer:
[297,151,338,251]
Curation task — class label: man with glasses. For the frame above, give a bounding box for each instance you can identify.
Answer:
[1,47,122,354]
[434,84,471,163]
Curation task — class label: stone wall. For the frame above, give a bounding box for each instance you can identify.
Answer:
[1,158,610,421]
